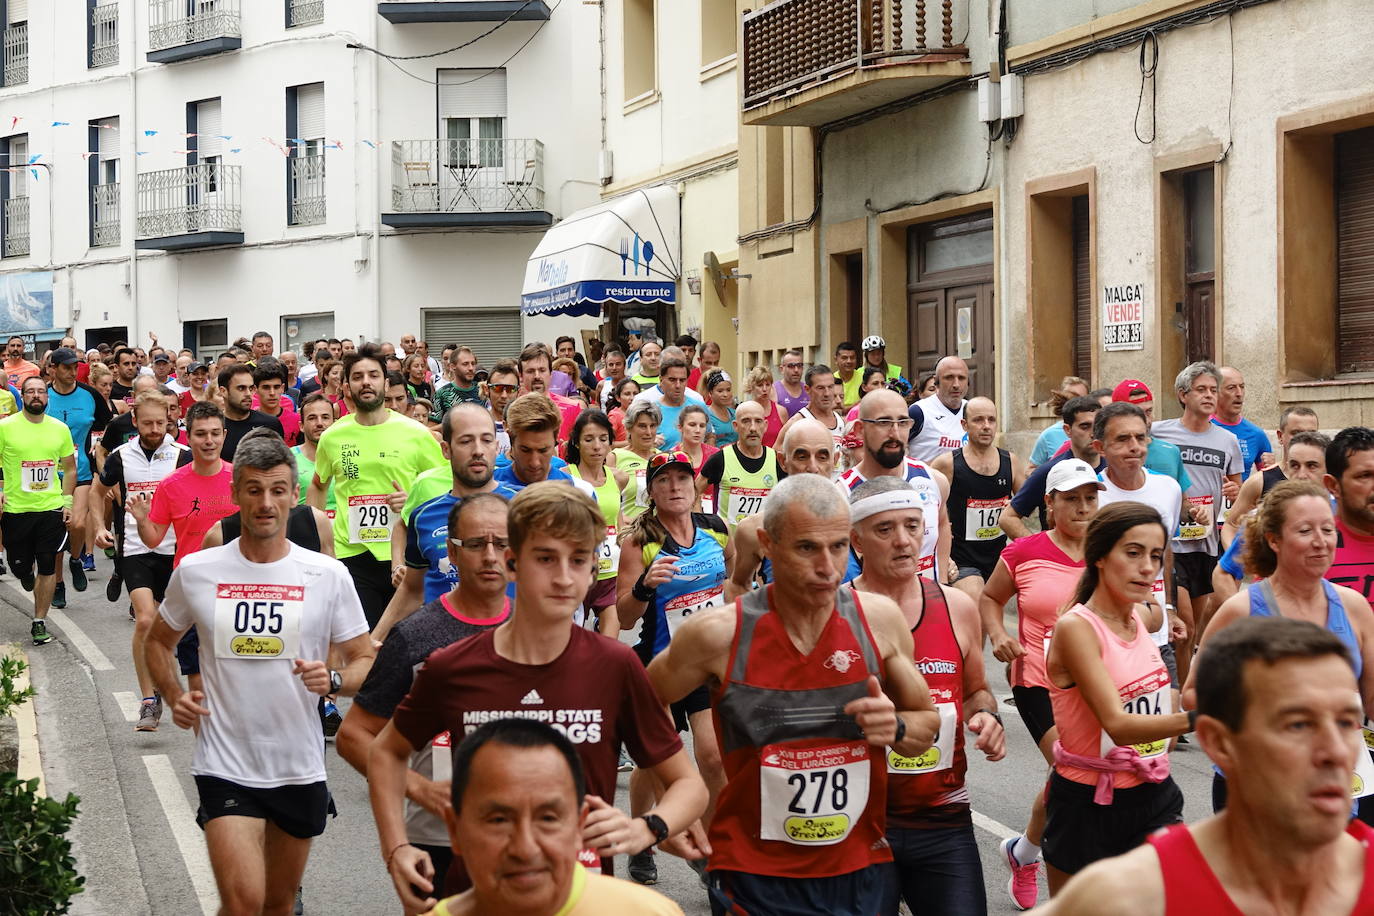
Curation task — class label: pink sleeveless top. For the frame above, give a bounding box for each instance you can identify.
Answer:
[1050,604,1172,789]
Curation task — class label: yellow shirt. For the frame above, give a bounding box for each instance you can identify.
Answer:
[427,864,684,916]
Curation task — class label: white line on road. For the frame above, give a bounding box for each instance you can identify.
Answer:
[142,754,218,916]
[971,809,1018,841]
[46,608,115,671]
[112,692,139,723]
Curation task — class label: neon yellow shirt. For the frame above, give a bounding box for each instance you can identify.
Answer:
[427,864,683,916]
[0,413,75,513]
[291,445,335,512]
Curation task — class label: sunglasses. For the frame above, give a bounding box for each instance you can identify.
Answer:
[488,383,516,393]
[649,451,692,469]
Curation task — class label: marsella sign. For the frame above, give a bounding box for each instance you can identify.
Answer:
[1102,283,1144,351]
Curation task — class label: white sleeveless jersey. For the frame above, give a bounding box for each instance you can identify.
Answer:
[907,394,967,463]
[837,458,943,579]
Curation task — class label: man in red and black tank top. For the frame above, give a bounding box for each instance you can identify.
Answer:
[1326,428,1374,603]
[1042,617,1374,916]
[647,474,941,916]
[849,476,1006,915]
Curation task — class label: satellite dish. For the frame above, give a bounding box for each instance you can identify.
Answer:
[703,251,727,300]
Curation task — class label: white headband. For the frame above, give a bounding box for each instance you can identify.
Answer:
[849,490,925,525]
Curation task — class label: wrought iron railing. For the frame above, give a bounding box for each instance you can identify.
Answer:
[91,3,119,67]
[288,0,324,27]
[136,163,242,239]
[3,196,29,257]
[742,0,961,109]
[3,23,27,86]
[389,138,544,213]
[92,182,120,247]
[289,155,326,226]
[148,0,241,53]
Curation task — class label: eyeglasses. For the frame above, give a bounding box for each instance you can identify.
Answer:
[860,417,915,431]
[449,536,509,551]
[781,362,803,369]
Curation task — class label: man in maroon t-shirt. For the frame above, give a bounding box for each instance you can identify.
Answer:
[1325,427,1374,601]
[366,481,709,915]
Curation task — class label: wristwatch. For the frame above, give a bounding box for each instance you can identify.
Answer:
[328,669,343,695]
[639,813,670,847]
[976,708,1003,728]
[893,716,907,745]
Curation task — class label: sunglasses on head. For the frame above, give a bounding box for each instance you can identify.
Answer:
[649,451,692,469]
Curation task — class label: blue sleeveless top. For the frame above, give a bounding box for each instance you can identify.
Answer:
[1248,578,1362,678]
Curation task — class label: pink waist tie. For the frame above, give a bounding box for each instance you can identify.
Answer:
[1052,740,1170,805]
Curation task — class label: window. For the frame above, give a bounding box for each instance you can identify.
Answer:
[623,0,656,101]
[194,98,223,191]
[90,116,120,247]
[195,319,228,361]
[423,308,522,369]
[1071,195,1091,380]
[438,69,506,168]
[700,0,735,67]
[3,0,27,87]
[2,133,29,258]
[1025,169,1095,397]
[286,0,323,28]
[1336,127,1374,374]
[287,83,326,226]
[90,0,119,68]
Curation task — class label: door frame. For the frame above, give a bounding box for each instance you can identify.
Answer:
[906,212,995,399]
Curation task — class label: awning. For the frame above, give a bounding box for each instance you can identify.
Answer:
[521,184,680,318]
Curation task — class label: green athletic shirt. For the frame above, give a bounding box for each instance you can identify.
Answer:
[291,445,335,512]
[0,413,75,513]
[401,466,454,525]
[312,412,446,560]
[612,448,655,521]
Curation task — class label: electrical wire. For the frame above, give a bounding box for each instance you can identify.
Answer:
[1134,31,1158,144]
[864,123,994,215]
[346,0,541,60]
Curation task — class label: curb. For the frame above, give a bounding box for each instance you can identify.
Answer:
[2,642,43,791]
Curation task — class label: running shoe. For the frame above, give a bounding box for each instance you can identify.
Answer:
[320,698,342,740]
[31,619,52,645]
[1000,836,1041,911]
[107,572,123,602]
[628,850,657,886]
[0,554,8,576]
[618,747,634,773]
[136,696,162,732]
[68,556,88,592]
[81,552,95,572]
[19,571,34,592]
[51,583,67,609]
[294,886,303,915]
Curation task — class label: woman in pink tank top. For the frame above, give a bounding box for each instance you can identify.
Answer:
[1043,501,1195,895]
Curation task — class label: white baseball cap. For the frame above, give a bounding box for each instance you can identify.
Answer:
[1045,459,1105,494]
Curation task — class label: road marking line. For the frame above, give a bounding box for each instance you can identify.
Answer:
[112,691,139,723]
[142,754,218,916]
[44,608,115,671]
[971,809,1018,841]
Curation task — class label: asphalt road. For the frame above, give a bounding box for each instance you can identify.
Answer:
[1,561,1221,916]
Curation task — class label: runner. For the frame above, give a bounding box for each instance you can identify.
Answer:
[290,392,336,517]
[838,388,951,583]
[631,340,663,388]
[490,393,578,493]
[93,392,189,729]
[252,359,301,446]
[847,477,1006,916]
[366,482,709,913]
[141,432,374,915]
[1323,427,1374,605]
[109,347,140,405]
[1212,366,1274,478]
[484,359,518,461]
[423,719,685,915]
[614,401,661,521]
[46,346,113,591]
[3,335,39,388]
[744,366,788,450]
[1029,377,1089,470]
[834,341,863,411]
[565,409,627,632]
[1220,405,1320,548]
[773,349,808,419]
[979,460,1099,910]
[930,396,1025,602]
[703,370,736,448]
[632,357,695,449]
[696,401,780,534]
[432,346,483,417]
[1041,617,1374,916]
[907,356,969,463]
[308,342,446,629]
[646,474,941,915]
[777,363,846,455]
[675,405,718,480]
[218,364,284,460]
[1000,396,1104,540]
[0,377,77,646]
[1042,502,1193,894]
[337,493,513,895]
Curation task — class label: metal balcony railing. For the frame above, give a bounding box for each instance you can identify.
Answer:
[389,138,544,213]
[91,3,119,67]
[3,23,27,87]
[3,196,29,257]
[288,0,324,27]
[136,163,242,240]
[289,155,326,226]
[92,182,120,247]
[742,0,961,109]
[148,0,240,53]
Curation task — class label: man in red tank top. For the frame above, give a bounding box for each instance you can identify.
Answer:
[1040,617,1374,915]
[848,476,1006,915]
[1325,427,1374,603]
[648,474,942,916]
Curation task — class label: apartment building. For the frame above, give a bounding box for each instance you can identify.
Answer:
[0,0,601,364]
[734,0,1374,444]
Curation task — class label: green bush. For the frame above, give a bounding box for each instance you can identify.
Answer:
[0,654,35,719]
[0,774,84,915]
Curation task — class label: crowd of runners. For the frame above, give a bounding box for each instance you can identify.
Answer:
[4,329,1374,915]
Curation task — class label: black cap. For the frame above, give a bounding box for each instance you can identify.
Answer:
[49,347,80,366]
[153,352,171,363]
[189,360,210,373]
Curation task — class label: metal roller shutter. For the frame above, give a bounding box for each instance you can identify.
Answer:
[197,99,222,158]
[97,117,119,160]
[423,308,522,369]
[8,0,26,24]
[438,69,507,120]
[296,83,325,140]
[1337,127,1374,374]
[1071,194,1092,381]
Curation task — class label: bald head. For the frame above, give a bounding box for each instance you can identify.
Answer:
[933,356,969,410]
[858,387,907,421]
[734,399,767,450]
[963,396,998,447]
[779,419,837,477]
[1218,365,1246,419]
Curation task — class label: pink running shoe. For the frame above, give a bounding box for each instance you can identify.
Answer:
[999,836,1041,910]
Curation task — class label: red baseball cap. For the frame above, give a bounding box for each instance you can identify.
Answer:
[1112,379,1153,404]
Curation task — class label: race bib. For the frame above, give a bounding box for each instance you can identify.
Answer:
[918,553,936,580]
[212,583,303,660]
[597,525,620,577]
[964,497,1008,541]
[576,847,603,875]
[663,585,724,637]
[701,493,715,515]
[726,487,768,528]
[347,494,391,545]
[888,702,957,774]
[634,469,649,508]
[1216,495,1235,528]
[431,730,452,783]
[1354,725,1374,799]
[1104,674,1171,759]
[1178,495,1214,541]
[21,459,54,493]
[759,741,871,845]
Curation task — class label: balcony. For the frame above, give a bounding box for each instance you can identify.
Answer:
[135,163,243,250]
[289,155,326,226]
[383,138,551,229]
[288,0,324,27]
[91,3,119,68]
[3,197,28,257]
[741,0,969,127]
[3,22,26,87]
[92,182,120,247]
[377,1,550,23]
[147,0,241,64]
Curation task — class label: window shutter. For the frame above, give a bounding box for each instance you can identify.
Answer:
[438,70,507,121]
[1337,128,1374,374]
[10,136,27,196]
[8,0,27,24]
[296,84,325,141]
[1071,194,1092,381]
[423,308,522,369]
[197,99,223,158]
[97,117,119,160]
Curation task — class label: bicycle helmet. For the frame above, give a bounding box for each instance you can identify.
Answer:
[861,335,886,352]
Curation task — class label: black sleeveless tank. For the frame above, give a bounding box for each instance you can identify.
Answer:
[949,448,1014,578]
[220,504,322,553]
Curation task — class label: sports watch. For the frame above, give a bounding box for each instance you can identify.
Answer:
[328,669,344,695]
[639,813,670,846]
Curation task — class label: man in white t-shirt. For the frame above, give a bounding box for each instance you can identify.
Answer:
[143,432,375,914]
[907,356,969,462]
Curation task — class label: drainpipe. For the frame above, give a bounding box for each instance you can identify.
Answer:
[127,0,140,343]
[368,15,382,344]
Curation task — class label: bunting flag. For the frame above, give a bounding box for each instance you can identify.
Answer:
[0,118,391,160]
[50,121,69,127]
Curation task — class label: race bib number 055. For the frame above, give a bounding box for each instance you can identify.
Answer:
[213,584,303,660]
[759,741,871,846]
[347,495,391,545]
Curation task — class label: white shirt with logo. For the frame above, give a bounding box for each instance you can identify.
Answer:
[159,542,368,787]
[1097,469,1183,646]
[907,394,967,463]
